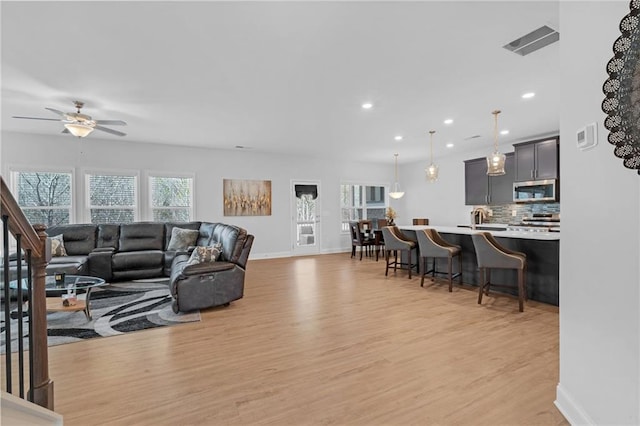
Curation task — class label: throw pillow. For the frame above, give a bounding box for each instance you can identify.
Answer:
[50,234,67,257]
[186,243,222,266]
[167,227,200,251]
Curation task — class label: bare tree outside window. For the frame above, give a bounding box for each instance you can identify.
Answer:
[150,176,193,221]
[88,174,137,224]
[296,193,316,246]
[14,171,72,226]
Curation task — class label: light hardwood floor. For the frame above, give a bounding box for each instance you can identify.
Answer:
[4,254,567,425]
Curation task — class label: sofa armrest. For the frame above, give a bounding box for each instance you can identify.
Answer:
[180,261,236,276]
[179,246,198,256]
[88,247,114,281]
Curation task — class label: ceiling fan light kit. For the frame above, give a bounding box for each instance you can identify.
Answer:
[64,122,95,138]
[12,100,127,138]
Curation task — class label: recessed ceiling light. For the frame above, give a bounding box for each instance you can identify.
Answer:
[446,143,454,148]
[444,118,454,125]
[394,135,403,141]
[522,92,535,99]
[500,130,510,135]
[362,102,373,109]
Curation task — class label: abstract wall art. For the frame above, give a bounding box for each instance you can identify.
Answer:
[223,179,272,216]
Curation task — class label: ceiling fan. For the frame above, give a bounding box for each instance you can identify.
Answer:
[12,101,127,137]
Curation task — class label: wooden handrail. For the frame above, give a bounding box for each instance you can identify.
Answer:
[0,175,54,410]
[1,176,44,258]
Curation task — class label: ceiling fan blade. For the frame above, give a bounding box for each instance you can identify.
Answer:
[95,120,127,126]
[12,115,62,121]
[45,108,67,117]
[94,125,126,137]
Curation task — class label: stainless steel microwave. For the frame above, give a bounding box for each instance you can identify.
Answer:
[513,180,558,203]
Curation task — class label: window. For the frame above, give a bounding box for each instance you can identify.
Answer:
[340,184,387,231]
[86,172,138,224]
[11,170,73,226]
[149,175,193,222]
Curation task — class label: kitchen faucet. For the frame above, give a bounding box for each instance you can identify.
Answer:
[470,207,488,229]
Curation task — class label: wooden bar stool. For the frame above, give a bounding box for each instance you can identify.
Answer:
[416,228,462,292]
[381,226,417,278]
[471,231,527,312]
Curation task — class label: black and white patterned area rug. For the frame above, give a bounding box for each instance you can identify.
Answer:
[1,279,200,353]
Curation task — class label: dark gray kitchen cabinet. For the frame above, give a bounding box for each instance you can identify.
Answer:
[464,153,514,205]
[514,137,559,181]
[464,158,488,205]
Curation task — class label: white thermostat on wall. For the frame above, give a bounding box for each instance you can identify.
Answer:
[577,123,598,151]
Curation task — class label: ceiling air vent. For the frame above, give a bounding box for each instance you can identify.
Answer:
[503,25,559,56]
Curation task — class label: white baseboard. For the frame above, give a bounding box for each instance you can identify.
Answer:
[249,248,351,260]
[555,383,595,425]
[321,248,351,255]
[248,251,292,260]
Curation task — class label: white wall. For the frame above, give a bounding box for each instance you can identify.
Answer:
[557,2,640,424]
[0,131,392,258]
[394,147,473,227]
[396,143,519,226]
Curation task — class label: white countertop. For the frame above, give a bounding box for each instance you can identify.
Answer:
[457,223,510,230]
[398,225,560,241]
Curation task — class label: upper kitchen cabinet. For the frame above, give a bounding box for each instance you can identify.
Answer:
[464,158,489,205]
[464,153,514,205]
[514,137,559,182]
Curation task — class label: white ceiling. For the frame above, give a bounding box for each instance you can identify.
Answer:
[1,1,560,164]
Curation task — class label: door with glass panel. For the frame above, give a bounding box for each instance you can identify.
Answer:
[292,181,320,256]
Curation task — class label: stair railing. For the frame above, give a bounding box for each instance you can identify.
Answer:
[1,175,54,410]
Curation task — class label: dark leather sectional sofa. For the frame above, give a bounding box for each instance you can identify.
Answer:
[16,221,254,312]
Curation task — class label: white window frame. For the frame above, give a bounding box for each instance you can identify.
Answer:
[146,172,195,222]
[8,165,76,225]
[340,182,389,233]
[83,168,140,223]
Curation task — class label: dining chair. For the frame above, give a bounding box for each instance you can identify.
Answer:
[471,231,528,312]
[416,228,462,292]
[350,221,375,260]
[358,219,373,232]
[381,226,417,278]
[412,218,429,225]
[369,219,387,261]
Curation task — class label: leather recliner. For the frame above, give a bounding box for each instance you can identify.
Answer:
[169,224,254,313]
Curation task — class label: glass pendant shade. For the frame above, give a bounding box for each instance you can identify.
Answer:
[426,130,439,182]
[389,153,405,199]
[389,182,405,199]
[486,110,506,176]
[486,151,506,176]
[65,123,94,137]
[426,163,439,182]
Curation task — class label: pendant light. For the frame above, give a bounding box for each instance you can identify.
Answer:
[425,130,439,182]
[486,109,506,176]
[389,153,405,199]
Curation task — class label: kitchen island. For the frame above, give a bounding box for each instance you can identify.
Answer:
[398,225,559,306]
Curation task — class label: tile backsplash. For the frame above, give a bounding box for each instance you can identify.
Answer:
[474,203,560,224]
